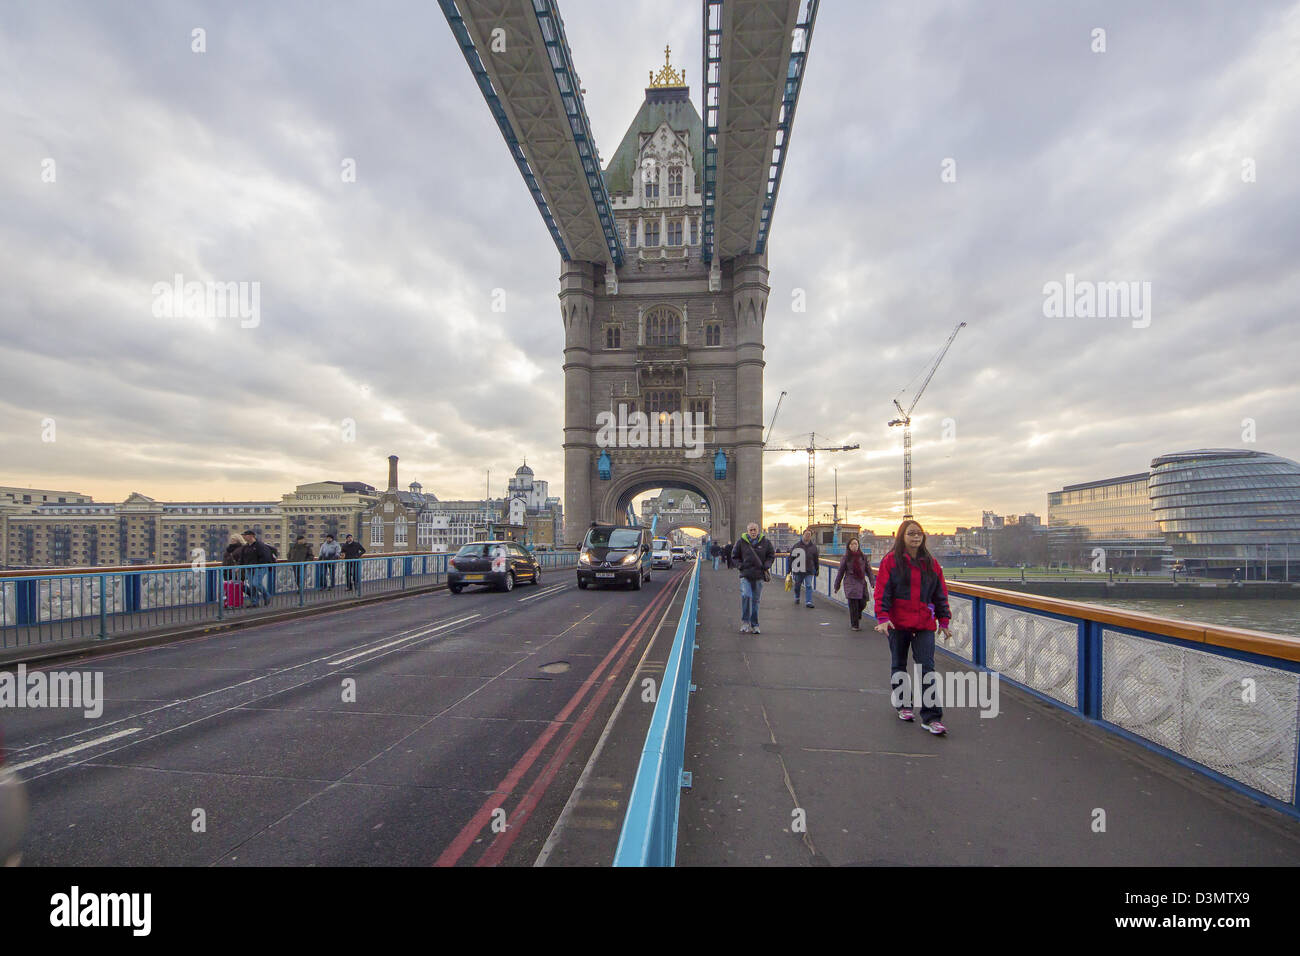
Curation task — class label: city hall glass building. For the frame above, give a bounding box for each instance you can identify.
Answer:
[1149,449,1300,578]
[1047,473,1168,567]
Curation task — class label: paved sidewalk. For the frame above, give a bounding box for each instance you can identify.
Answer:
[677,564,1300,865]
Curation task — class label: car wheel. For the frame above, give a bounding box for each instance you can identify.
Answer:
[577,578,588,590]
[502,571,515,592]
[631,570,643,590]
[532,567,542,585]
[449,584,463,595]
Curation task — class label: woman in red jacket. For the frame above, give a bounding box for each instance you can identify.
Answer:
[873,520,951,735]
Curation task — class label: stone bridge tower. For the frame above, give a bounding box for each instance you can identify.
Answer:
[561,48,766,546]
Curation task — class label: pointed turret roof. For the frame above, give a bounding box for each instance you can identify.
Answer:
[602,88,703,196]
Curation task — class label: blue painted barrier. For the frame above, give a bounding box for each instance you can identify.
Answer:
[614,559,701,866]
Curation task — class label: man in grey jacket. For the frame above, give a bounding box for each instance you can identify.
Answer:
[789,529,820,609]
[317,534,341,589]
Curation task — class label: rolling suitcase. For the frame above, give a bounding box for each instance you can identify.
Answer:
[223,579,244,609]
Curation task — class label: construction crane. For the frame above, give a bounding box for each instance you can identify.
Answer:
[888,321,966,519]
[764,390,788,446]
[764,432,860,527]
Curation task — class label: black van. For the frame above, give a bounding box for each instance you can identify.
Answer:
[576,524,652,590]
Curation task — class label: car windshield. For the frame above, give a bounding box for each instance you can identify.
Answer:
[586,528,642,549]
[456,544,508,557]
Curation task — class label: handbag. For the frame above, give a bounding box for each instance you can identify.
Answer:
[784,573,793,591]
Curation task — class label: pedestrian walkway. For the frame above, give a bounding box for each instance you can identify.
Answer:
[677,563,1300,865]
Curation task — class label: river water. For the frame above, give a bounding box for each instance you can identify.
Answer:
[1085,597,1300,638]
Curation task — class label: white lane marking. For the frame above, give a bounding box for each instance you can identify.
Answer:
[326,614,481,666]
[517,584,568,604]
[8,728,142,773]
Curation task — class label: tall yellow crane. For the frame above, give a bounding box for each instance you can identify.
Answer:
[888,321,966,519]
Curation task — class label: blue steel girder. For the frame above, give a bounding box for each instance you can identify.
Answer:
[441,0,568,259]
[439,0,623,267]
[702,0,817,262]
[755,0,817,255]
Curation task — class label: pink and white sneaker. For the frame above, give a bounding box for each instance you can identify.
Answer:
[897,708,914,721]
[920,720,947,735]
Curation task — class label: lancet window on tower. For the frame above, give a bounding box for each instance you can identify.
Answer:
[644,307,681,346]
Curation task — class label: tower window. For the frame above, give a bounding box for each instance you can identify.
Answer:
[644,307,681,346]
[645,220,660,247]
[647,391,681,414]
[605,325,621,349]
[627,221,637,247]
[705,323,721,347]
[668,166,682,198]
[668,220,683,246]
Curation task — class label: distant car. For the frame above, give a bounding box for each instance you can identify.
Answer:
[577,525,651,590]
[651,544,674,569]
[448,541,541,593]
[0,732,27,867]
[671,546,687,562]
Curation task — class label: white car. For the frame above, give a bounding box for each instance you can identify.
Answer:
[671,546,687,562]
[652,546,674,569]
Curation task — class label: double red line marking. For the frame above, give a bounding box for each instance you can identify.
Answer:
[435,566,688,867]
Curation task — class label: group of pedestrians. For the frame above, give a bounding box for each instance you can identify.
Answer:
[709,540,736,571]
[219,529,368,609]
[722,518,951,736]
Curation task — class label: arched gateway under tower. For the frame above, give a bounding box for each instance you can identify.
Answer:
[561,51,766,545]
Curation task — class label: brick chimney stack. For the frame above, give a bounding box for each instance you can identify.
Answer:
[387,455,399,492]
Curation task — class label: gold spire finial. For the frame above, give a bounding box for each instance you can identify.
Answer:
[648,44,686,88]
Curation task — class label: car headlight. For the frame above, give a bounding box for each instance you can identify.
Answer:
[621,552,639,565]
[579,551,592,564]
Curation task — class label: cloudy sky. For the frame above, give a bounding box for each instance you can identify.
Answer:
[2,0,1297,533]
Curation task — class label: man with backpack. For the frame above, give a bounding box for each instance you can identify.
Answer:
[731,522,775,634]
[239,529,276,607]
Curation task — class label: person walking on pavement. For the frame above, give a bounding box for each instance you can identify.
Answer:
[833,536,875,629]
[789,529,821,608]
[288,535,313,588]
[341,533,366,590]
[317,533,341,588]
[711,542,721,571]
[732,522,775,634]
[239,529,275,607]
[874,520,951,735]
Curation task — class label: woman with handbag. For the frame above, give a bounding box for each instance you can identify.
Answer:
[833,536,875,631]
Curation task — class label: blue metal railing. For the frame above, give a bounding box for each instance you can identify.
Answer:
[1,550,579,653]
[614,558,701,866]
[808,559,1300,819]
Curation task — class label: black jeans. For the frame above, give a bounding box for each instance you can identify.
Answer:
[888,627,942,722]
[847,597,866,627]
